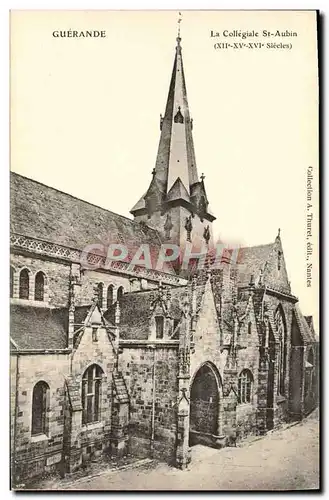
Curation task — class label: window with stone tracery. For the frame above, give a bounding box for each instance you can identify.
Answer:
[275,307,287,396]
[238,369,253,404]
[82,364,103,425]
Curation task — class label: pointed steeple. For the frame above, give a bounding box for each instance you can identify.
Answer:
[131,26,215,252]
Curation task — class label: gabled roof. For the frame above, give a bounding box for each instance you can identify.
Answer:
[72,302,116,350]
[11,172,177,274]
[10,304,68,350]
[167,177,190,203]
[130,192,147,212]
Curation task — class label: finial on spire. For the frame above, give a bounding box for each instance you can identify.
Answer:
[152,168,156,177]
[200,173,205,182]
[177,11,182,44]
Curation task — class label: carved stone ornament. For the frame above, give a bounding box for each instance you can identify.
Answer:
[164,213,174,239]
[185,215,193,242]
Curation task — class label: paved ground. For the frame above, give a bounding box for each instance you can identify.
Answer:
[35,410,320,491]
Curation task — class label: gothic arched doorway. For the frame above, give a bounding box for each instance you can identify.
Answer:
[189,363,222,447]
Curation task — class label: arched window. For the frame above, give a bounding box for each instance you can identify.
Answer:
[117,286,124,302]
[238,369,253,404]
[82,364,103,425]
[106,285,114,309]
[19,269,29,300]
[275,307,287,396]
[10,266,14,298]
[32,381,50,436]
[34,271,45,301]
[97,283,103,309]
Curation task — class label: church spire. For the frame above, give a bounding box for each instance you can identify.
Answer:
[130,20,215,251]
[151,25,200,196]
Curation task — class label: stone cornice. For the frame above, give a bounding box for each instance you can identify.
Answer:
[239,284,298,303]
[10,232,187,287]
[265,287,298,303]
[10,348,71,355]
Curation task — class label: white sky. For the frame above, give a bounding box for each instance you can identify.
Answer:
[10,10,319,329]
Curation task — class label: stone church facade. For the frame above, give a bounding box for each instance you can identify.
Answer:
[10,35,318,484]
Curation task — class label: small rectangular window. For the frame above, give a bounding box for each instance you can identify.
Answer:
[155,316,164,339]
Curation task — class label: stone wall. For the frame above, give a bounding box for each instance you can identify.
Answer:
[119,345,179,462]
[135,205,214,265]
[70,325,118,466]
[78,270,131,308]
[265,295,295,425]
[11,352,69,483]
[235,311,259,440]
[10,253,71,307]
[190,281,226,378]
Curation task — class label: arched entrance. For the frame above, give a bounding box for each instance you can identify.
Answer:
[189,363,222,447]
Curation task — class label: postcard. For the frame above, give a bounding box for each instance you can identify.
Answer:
[10,10,319,491]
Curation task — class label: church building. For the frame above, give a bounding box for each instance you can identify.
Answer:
[10,33,318,484]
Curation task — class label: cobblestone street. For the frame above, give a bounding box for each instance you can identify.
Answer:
[36,410,319,491]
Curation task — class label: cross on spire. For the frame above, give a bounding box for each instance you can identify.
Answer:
[130,17,216,230]
[201,173,205,181]
[177,11,182,41]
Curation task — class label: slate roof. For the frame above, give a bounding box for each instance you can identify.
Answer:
[10,304,68,350]
[113,372,129,403]
[130,39,214,222]
[74,306,91,329]
[235,244,274,287]
[293,305,316,344]
[104,286,191,340]
[10,172,175,274]
[304,315,316,338]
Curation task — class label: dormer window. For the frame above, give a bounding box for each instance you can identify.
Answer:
[174,106,184,124]
[155,316,164,339]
